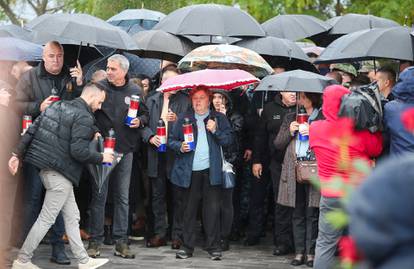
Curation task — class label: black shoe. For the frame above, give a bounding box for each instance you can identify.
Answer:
[273,245,292,256]
[50,243,71,265]
[291,256,305,266]
[220,239,230,252]
[243,237,260,246]
[104,225,114,245]
[306,255,314,267]
[176,250,192,259]
[208,251,222,261]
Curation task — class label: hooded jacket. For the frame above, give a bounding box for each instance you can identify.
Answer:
[309,85,383,198]
[384,66,414,155]
[211,90,244,166]
[348,153,414,269]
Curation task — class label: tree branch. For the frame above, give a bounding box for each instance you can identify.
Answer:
[0,0,20,24]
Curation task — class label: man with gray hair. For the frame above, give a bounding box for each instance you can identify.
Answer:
[87,54,149,259]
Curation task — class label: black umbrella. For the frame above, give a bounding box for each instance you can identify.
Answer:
[107,8,166,34]
[234,36,317,72]
[315,27,413,64]
[87,137,123,193]
[255,70,337,93]
[262,14,330,42]
[0,37,42,61]
[312,13,400,47]
[0,24,32,40]
[26,13,138,50]
[153,4,265,38]
[181,34,241,45]
[327,13,399,35]
[131,30,195,62]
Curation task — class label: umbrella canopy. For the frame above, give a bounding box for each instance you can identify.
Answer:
[107,8,166,22]
[0,24,32,40]
[262,14,330,41]
[87,137,123,193]
[153,4,265,38]
[26,13,138,50]
[234,36,317,72]
[158,69,259,92]
[131,30,195,62]
[182,34,241,45]
[327,13,399,35]
[0,37,42,61]
[315,27,413,64]
[178,44,273,78]
[255,70,337,93]
[313,14,400,47]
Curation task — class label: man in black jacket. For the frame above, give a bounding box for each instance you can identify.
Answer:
[14,41,84,265]
[87,54,149,259]
[8,83,112,269]
[141,68,191,249]
[248,92,296,255]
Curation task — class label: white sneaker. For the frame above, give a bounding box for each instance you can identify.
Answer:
[78,258,109,269]
[11,260,41,269]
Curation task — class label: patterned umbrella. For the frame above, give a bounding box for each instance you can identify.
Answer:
[158,69,259,92]
[178,44,273,78]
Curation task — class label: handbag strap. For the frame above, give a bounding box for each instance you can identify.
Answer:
[220,146,225,166]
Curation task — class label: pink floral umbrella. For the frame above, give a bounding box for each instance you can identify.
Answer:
[157,69,259,92]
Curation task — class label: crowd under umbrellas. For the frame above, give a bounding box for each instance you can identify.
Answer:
[1,2,413,269]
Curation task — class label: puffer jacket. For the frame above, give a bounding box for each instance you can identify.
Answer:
[15,98,102,186]
[309,85,383,198]
[15,62,82,118]
[384,66,414,155]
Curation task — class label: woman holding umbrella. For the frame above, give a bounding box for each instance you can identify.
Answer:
[274,92,323,267]
[168,86,233,260]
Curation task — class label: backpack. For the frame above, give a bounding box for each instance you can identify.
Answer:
[338,82,383,133]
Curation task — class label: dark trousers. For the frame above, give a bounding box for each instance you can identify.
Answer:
[150,154,173,239]
[89,153,133,243]
[220,188,234,239]
[246,168,271,241]
[292,183,319,255]
[21,162,65,247]
[182,169,221,253]
[171,184,185,242]
[271,164,293,247]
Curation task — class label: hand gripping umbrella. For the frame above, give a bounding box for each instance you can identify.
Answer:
[87,137,123,193]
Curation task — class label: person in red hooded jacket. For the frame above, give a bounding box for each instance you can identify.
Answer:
[309,85,383,269]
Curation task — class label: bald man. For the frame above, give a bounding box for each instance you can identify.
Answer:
[14,41,84,265]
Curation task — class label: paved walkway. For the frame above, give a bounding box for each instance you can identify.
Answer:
[11,237,309,269]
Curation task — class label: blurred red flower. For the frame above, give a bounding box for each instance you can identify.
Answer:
[339,235,362,263]
[401,108,414,133]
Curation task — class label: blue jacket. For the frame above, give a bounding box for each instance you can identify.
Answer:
[168,109,233,188]
[348,153,414,269]
[384,66,414,155]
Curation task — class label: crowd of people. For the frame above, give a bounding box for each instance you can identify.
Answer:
[0,39,413,269]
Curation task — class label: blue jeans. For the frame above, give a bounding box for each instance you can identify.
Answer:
[89,153,133,243]
[21,162,65,246]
